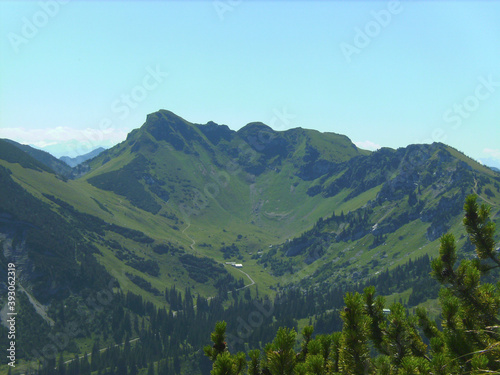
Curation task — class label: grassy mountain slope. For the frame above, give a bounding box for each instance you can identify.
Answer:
[2,138,73,177]
[0,155,245,308]
[1,110,499,308]
[259,143,500,292]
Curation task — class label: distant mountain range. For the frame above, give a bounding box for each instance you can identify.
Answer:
[479,157,500,172]
[60,147,106,167]
[0,109,499,371]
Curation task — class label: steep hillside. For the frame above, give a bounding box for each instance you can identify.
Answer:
[0,142,247,308]
[259,143,500,290]
[83,110,369,240]
[2,138,73,177]
[2,110,499,307]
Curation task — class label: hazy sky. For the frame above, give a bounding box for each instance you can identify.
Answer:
[1,1,499,166]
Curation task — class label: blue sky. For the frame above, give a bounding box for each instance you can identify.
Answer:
[0,1,499,167]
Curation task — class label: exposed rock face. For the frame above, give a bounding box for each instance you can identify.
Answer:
[197,121,233,145]
[297,145,335,180]
[0,214,37,284]
[144,110,210,153]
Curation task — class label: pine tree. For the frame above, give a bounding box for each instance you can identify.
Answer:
[204,321,228,361]
[91,339,100,371]
[430,194,500,373]
[338,293,372,374]
[173,355,181,374]
[204,321,247,374]
[58,353,65,375]
[81,352,91,375]
[296,326,314,362]
[147,361,155,375]
[266,327,296,375]
[248,349,261,375]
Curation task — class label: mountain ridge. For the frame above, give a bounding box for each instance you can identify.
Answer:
[0,109,498,304]
[2,138,72,177]
[1,109,499,372]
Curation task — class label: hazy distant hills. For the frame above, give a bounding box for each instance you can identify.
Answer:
[0,109,499,307]
[480,157,500,172]
[60,146,106,167]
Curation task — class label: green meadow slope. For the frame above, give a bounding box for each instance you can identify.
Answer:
[1,110,499,309]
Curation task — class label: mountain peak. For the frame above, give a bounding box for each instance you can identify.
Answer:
[144,109,192,132]
[196,121,233,145]
[140,110,206,152]
[237,122,275,136]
